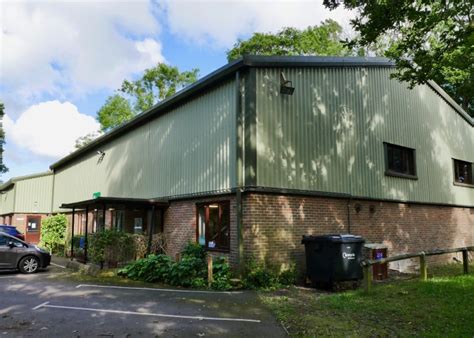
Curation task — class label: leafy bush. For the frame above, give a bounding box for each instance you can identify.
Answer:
[211,256,232,290]
[89,230,135,267]
[40,214,68,254]
[243,260,298,290]
[118,254,172,282]
[118,242,232,290]
[181,242,206,260]
[278,265,298,286]
[168,255,207,287]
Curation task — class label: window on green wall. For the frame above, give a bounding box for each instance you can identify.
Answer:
[453,159,473,186]
[197,202,230,251]
[384,142,417,179]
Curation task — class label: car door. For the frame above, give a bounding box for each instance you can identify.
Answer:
[0,235,15,268]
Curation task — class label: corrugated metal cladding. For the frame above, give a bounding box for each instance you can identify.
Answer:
[256,67,474,206]
[0,187,15,215]
[53,80,236,211]
[14,174,53,213]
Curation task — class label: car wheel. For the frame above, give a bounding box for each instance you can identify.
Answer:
[18,256,40,274]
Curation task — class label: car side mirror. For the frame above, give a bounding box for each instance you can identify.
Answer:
[8,241,15,248]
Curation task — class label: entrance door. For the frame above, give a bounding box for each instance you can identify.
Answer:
[25,216,41,244]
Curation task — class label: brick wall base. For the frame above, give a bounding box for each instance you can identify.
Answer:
[242,193,474,273]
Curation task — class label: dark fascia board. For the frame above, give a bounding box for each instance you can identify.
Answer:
[242,55,395,68]
[427,80,473,126]
[60,196,169,209]
[0,171,53,191]
[49,55,472,170]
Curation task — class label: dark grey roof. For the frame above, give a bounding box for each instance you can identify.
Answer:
[0,171,53,191]
[50,55,472,170]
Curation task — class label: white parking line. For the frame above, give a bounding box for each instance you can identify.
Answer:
[32,301,50,310]
[33,302,261,323]
[50,262,66,269]
[76,284,243,295]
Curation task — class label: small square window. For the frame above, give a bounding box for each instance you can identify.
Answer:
[453,159,473,186]
[384,143,417,179]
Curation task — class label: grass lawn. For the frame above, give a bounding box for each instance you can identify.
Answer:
[260,263,474,337]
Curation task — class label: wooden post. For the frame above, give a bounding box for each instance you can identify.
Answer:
[208,255,213,288]
[462,250,469,275]
[363,264,372,294]
[419,253,427,281]
[175,253,181,262]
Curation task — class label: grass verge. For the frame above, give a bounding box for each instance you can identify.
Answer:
[260,263,474,337]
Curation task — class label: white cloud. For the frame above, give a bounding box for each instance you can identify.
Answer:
[4,101,100,159]
[0,0,164,113]
[160,0,354,47]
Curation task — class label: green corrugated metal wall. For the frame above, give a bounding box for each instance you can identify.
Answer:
[255,67,474,206]
[14,174,53,213]
[0,187,15,215]
[53,80,236,211]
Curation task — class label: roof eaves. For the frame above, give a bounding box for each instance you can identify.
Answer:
[427,80,473,126]
[50,58,245,171]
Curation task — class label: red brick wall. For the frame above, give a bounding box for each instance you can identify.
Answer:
[242,193,474,273]
[164,195,238,266]
[6,213,50,243]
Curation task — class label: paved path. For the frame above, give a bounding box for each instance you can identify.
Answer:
[0,265,287,337]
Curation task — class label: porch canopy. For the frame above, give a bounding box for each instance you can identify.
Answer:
[61,197,168,263]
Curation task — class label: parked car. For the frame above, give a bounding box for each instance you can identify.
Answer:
[0,232,51,274]
[0,225,25,241]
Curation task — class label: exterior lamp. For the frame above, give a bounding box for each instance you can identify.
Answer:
[280,72,295,95]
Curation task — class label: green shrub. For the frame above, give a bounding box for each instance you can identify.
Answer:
[243,260,297,290]
[182,242,206,260]
[118,242,233,290]
[89,230,135,266]
[278,265,298,286]
[211,256,232,290]
[40,214,68,254]
[118,254,172,282]
[168,255,207,287]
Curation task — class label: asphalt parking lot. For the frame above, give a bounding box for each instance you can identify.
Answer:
[0,265,286,337]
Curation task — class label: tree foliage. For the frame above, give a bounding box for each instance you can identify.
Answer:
[227,19,351,61]
[324,0,473,116]
[95,63,198,132]
[121,63,199,114]
[40,214,68,254]
[74,131,102,150]
[97,95,133,132]
[0,102,9,174]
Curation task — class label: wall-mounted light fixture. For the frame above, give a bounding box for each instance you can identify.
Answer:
[354,203,362,213]
[369,205,376,214]
[280,72,295,95]
[97,150,105,163]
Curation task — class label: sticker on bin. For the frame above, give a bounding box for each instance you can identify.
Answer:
[342,252,356,259]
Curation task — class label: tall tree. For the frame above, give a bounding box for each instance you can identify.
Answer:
[96,63,198,133]
[120,63,199,114]
[324,0,473,116]
[227,19,351,61]
[0,102,9,175]
[97,94,133,132]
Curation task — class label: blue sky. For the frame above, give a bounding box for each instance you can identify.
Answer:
[0,0,351,181]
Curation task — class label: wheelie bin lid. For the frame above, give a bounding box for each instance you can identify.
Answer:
[301,234,364,244]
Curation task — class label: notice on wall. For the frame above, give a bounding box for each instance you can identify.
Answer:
[134,218,143,234]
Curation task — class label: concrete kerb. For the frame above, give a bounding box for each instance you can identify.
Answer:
[51,255,100,275]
